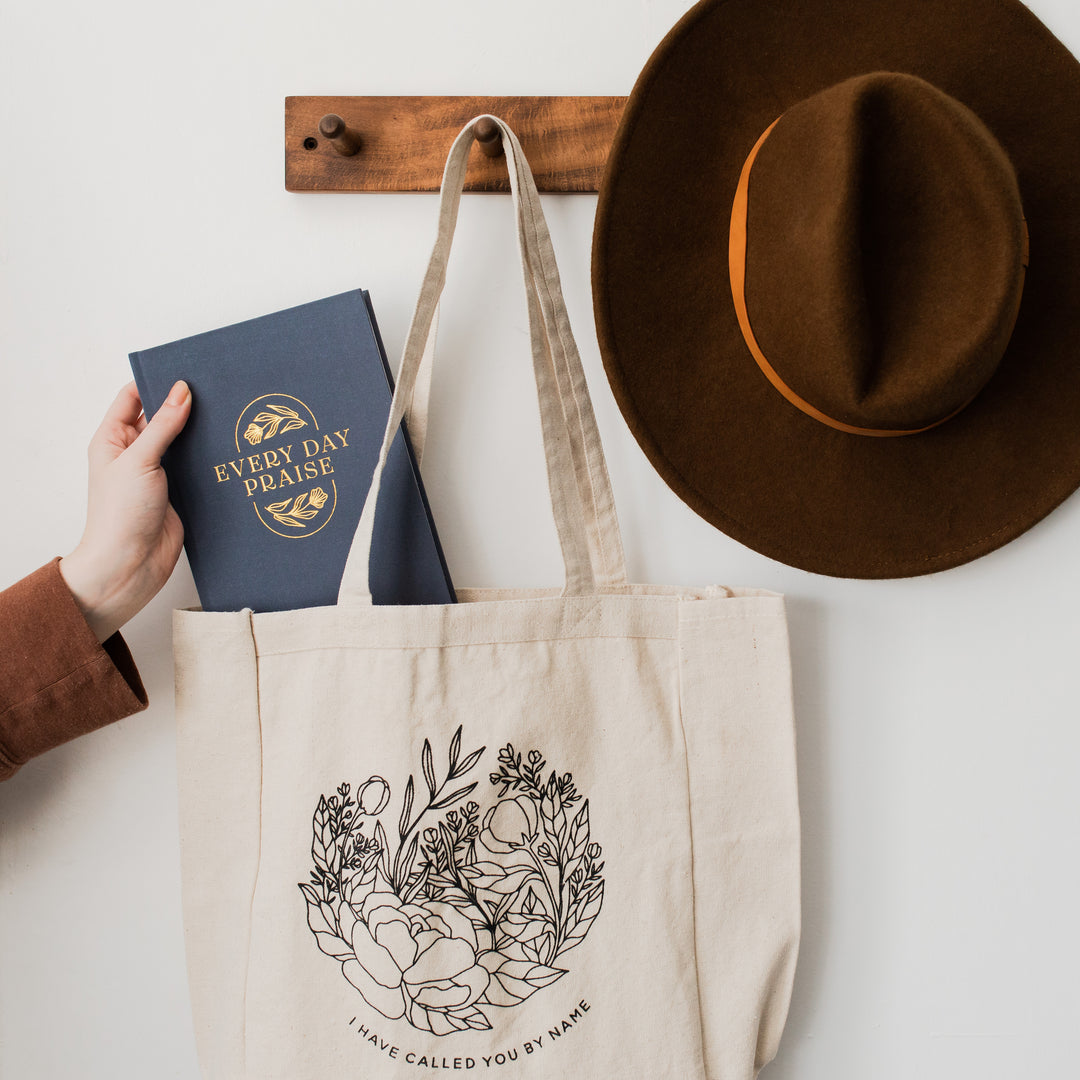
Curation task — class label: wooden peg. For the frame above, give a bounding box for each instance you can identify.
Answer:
[473,117,503,158]
[318,114,362,156]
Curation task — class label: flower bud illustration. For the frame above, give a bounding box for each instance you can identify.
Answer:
[480,795,538,852]
[244,422,263,445]
[358,776,390,816]
[309,486,329,510]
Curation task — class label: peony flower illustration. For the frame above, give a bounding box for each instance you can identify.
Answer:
[358,776,390,816]
[300,731,603,1036]
[339,891,493,1035]
[244,422,263,445]
[479,795,538,853]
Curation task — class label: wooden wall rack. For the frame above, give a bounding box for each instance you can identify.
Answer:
[285,96,627,193]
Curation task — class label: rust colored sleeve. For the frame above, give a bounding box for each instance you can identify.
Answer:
[0,558,148,781]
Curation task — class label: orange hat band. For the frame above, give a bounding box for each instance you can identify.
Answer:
[728,118,985,438]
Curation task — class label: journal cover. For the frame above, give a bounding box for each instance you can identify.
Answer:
[130,289,455,612]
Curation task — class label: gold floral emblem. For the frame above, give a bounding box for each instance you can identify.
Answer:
[243,404,307,445]
[232,393,338,539]
[264,486,328,528]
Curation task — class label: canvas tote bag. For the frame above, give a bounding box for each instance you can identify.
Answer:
[173,117,800,1080]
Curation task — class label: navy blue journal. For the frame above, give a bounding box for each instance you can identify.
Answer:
[129,289,455,612]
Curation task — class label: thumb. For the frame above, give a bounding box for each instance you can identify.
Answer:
[130,380,192,467]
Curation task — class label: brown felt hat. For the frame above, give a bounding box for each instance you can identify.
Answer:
[592,0,1080,578]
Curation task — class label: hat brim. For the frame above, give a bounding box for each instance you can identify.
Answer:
[592,0,1080,577]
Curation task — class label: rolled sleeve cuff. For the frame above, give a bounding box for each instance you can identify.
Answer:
[0,558,148,780]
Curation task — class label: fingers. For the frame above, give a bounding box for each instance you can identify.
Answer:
[103,381,145,428]
[88,381,146,466]
[128,381,192,468]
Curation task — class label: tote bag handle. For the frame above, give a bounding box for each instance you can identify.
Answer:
[339,117,627,605]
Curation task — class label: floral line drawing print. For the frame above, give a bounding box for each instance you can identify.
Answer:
[264,487,328,528]
[243,403,307,444]
[298,728,605,1037]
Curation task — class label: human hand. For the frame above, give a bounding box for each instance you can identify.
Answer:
[60,380,192,641]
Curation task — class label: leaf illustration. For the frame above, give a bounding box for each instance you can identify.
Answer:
[319,898,338,932]
[399,775,415,840]
[288,492,320,521]
[281,417,306,433]
[559,882,604,956]
[303,897,334,936]
[402,863,431,905]
[459,861,507,883]
[478,952,566,1007]
[315,931,354,960]
[439,821,457,871]
[537,931,555,962]
[265,510,305,527]
[445,1007,492,1032]
[448,726,462,772]
[429,782,478,811]
[265,492,327,528]
[399,834,420,888]
[451,746,485,781]
[501,910,551,944]
[374,819,391,882]
[426,872,459,892]
[421,739,436,799]
[562,800,591,879]
[460,862,534,895]
[311,797,331,872]
[265,404,301,417]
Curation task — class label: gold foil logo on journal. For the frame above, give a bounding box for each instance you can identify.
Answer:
[213,392,350,540]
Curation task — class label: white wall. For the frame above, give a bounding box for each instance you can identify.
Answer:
[2,1,1079,1077]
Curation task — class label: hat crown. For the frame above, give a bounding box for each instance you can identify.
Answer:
[743,72,1028,433]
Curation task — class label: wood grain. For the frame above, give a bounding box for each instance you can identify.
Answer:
[285,96,627,193]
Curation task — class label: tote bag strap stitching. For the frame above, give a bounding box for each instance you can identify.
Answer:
[507,130,613,583]
[478,119,595,594]
[506,124,624,586]
[338,116,624,604]
[506,126,627,587]
[485,120,605,594]
[406,302,438,467]
[240,608,261,1074]
[673,632,708,1079]
[508,161,597,596]
[253,631,678,658]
